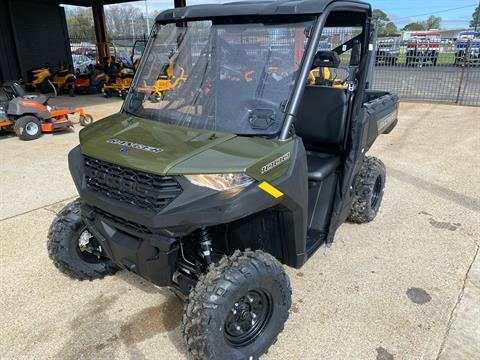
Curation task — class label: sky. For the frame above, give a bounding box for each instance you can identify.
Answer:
[109,0,479,30]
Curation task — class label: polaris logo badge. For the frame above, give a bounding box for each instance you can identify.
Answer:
[107,139,163,153]
[261,152,290,174]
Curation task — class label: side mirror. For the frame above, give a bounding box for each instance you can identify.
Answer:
[312,51,340,69]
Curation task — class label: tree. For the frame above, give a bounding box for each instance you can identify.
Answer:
[65,4,151,40]
[373,9,390,36]
[401,15,442,32]
[425,15,441,30]
[402,22,426,31]
[471,5,480,30]
[105,5,147,38]
[65,7,95,38]
[373,9,389,26]
[385,22,398,36]
[373,9,398,36]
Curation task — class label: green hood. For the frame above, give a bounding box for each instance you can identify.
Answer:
[80,113,293,181]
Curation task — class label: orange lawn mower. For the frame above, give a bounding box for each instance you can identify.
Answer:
[73,64,107,95]
[0,83,93,141]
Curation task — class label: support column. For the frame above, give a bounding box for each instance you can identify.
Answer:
[174,0,186,8]
[91,0,108,67]
[92,0,107,44]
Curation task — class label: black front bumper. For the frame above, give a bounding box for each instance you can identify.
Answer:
[81,203,179,286]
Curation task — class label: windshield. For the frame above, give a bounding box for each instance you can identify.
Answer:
[125,19,314,135]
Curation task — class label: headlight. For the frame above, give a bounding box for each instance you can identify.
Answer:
[185,173,254,191]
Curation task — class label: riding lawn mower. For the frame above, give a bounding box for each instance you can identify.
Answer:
[26,63,76,96]
[102,40,147,99]
[74,64,107,95]
[0,83,93,141]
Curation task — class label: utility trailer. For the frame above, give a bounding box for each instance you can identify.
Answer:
[405,31,441,66]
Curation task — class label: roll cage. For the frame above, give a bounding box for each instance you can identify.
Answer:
[124,0,373,140]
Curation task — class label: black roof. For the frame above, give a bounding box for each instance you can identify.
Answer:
[55,0,135,6]
[155,0,371,23]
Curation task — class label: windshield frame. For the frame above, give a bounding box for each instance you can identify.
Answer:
[123,2,371,140]
[122,15,320,137]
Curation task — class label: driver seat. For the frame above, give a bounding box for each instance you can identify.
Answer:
[11,82,48,105]
[297,49,348,181]
[306,153,341,181]
[295,85,348,181]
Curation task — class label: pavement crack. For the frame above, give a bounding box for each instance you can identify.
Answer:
[0,196,77,222]
[43,208,59,215]
[435,242,480,360]
[388,167,480,214]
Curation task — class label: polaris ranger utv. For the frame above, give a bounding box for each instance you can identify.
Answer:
[48,0,398,358]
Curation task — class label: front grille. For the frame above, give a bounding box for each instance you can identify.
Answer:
[84,156,182,212]
[95,208,151,234]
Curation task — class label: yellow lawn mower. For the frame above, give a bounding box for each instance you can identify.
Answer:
[137,62,187,102]
[103,67,135,99]
[26,64,76,96]
[309,66,348,89]
[101,41,144,99]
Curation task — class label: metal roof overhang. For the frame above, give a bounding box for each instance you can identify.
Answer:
[155,0,371,23]
[59,0,137,6]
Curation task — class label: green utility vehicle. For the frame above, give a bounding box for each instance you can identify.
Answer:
[48,0,398,358]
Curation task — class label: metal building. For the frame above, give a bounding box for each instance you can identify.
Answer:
[0,0,187,82]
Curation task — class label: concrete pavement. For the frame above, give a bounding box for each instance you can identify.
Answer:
[1,98,478,359]
[0,96,122,221]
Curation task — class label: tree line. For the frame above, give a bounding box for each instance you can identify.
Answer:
[374,6,480,37]
[65,5,480,39]
[65,5,159,39]
[373,9,442,37]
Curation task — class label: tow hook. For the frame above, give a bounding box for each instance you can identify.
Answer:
[78,230,93,252]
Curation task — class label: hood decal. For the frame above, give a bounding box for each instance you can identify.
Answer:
[107,138,163,153]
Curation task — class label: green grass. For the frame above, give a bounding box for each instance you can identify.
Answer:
[394,52,456,65]
[342,51,457,66]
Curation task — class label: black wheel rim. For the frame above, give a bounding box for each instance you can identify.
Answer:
[224,289,273,347]
[371,176,383,209]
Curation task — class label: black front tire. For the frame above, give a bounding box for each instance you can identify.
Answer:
[103,88,113,98]
[14,115,42,141]
[149,93,162,103]
[47,199,119,280]
[39,80,55,94]
[348,156,386,224]
[183,250,291,360]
